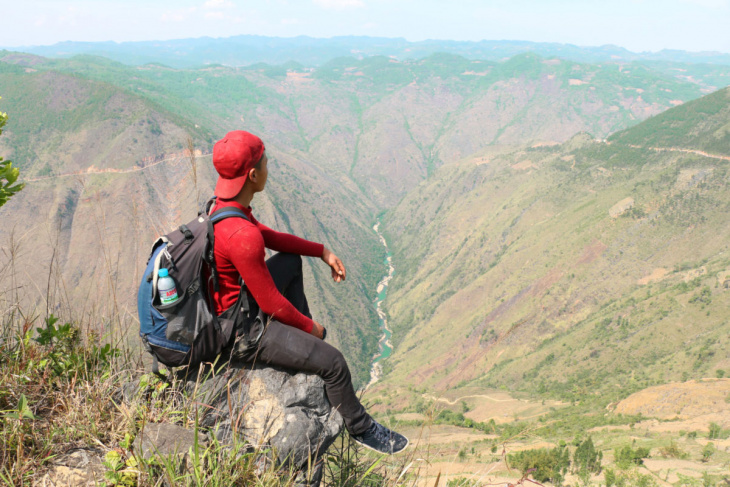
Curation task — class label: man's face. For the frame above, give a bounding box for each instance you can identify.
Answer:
[254,152,268,192]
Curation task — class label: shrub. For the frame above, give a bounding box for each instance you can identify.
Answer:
[508,445,570,485]
[0,98,24,208]
[659,441,688,459]
[573,436,602,474]
[605,467,658,487]
[614,445,650,469]
[701,442,715,463]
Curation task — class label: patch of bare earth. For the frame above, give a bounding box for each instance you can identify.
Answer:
[511,159,534,170]
[399,424,549,487]
[638,267,668,285]
[613,379,730,427]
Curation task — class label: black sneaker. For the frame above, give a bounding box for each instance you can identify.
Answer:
[352,420,409,455]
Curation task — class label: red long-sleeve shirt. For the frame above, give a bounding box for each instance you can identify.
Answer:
[211,200,324,333]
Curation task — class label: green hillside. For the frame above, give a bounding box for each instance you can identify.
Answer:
[1,51,711,206]
[378,88,730,404]
[0,52,723,388]
[609,86,730,155]
[0,61,211,177]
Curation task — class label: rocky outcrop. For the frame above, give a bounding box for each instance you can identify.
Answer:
[193,362,343,486]
[115,361,343,487]
[134,422,208,468]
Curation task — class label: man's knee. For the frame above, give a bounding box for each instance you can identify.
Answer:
[326,348,350,381]
[279,252,302,271]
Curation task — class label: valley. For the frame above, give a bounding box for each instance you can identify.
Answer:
[2,40,730,484]
[3,48,713,389]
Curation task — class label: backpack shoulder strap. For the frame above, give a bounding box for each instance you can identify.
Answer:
[210,207,250,224]
[206,202,250,292]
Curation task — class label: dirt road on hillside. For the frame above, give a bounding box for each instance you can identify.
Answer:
[602,141,730,162]
[25,151,211,182]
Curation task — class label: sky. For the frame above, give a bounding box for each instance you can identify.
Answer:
[1,0,729,53]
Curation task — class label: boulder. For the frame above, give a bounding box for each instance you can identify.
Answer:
[193,362,343,485]
[118,361,343,486]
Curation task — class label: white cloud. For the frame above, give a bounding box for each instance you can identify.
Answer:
[281,18,302,25]
[203,0,235,9]
[312,0,364,10]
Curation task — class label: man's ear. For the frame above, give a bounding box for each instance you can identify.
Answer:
[248,167,257,182]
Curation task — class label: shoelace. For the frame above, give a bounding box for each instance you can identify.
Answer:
[372,423,392,444]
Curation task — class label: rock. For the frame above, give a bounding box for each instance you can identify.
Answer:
[193,362,343,484]
[133,422,208,468]
[118,362,343,487]
[33,448,106,486]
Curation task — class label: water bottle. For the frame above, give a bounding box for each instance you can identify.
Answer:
[157,268,179,306]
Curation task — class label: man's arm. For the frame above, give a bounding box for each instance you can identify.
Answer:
[227,227,316,333]
[258,222,347,282]
[258,222,324,257]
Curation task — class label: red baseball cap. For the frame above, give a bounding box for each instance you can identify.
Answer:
[212,130,265,199]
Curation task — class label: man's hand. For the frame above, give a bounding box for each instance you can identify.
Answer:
[321,247,346,283]
[311,321,326,340]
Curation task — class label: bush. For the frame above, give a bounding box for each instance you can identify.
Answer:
[508,445,570,485]
[573,436,602,474]
[605,467,658,487]
[659,441,688,459]
[701,442,715,463]
[707,422,727,440]
[614,445,650,469]
[0,98,24,208]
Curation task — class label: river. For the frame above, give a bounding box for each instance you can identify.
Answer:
[366,220,394,388]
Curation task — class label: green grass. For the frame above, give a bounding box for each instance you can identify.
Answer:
[0,308,411,486]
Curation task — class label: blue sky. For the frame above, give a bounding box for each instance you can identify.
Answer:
[1,0,729,53]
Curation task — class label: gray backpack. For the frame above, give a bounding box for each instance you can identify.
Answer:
[136,200,258,374]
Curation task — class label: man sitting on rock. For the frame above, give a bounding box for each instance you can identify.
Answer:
[209,130,408,455]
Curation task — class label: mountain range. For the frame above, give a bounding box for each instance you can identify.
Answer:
[6,35,730,69]
[1,45,729,392]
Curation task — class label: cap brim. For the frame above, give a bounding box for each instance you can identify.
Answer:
[215,175,248,199]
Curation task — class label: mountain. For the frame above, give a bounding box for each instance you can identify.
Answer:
[0,60,212,177]
[5,36,730,69]
[0,61,383,387]
[375,87,730,403]
[2,51,713,207]
[609,86,730,154]
[0,51,723,387]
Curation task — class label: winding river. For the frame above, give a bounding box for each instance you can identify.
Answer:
[366,220,394,388]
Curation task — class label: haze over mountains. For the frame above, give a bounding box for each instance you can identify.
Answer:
[1,36,730,399]
[7,35,730,69]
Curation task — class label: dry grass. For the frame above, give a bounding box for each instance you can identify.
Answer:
[0,303,465,486]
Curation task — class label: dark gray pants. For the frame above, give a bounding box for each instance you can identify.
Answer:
[241,253,371,436]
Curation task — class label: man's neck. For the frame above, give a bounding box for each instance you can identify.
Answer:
[233,185,255,208]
